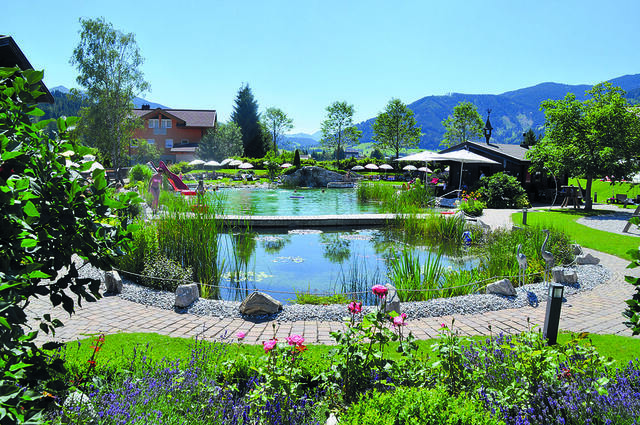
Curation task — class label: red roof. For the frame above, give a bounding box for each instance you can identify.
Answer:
[132,108,216,128]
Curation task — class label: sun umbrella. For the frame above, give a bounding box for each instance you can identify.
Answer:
[61,150,75,157]
[402,165,417,171]
[396,151,442,162]
[418,166,433,173]
[351,165,365,171]
[229,159,243,167]
[83,154,96,162]
[379,164,393,170]
[238,162,254,169]
[280,163,292,168]
[189,159,205,166]
[436,150,499,191]
[220,158,234,166]
[205,160,221,167]
[364,163,379,170]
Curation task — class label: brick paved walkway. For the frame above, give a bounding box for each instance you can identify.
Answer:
[26,208,640,345]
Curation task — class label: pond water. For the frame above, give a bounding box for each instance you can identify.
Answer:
[215,228,478,304]
[212,188,383,216]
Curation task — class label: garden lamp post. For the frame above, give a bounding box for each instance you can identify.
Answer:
[543,283,565,345]
[522,207,528,225]
[483,109,493,144]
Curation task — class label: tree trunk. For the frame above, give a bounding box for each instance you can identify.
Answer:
[584,176,593,211]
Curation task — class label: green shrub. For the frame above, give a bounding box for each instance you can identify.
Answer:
[116,219,159,278]
[341,386,503,425]
[459,190,486,216]
[477,172,529,208]
[141,255,193,291]
[129,163,154,183]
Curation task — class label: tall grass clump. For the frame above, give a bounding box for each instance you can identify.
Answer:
[399,212,468,244]
[387,248,445,301]
[357,182,435,213]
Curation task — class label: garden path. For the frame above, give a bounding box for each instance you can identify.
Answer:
[26,208,639,345]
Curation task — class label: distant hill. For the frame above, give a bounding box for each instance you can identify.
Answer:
[48,85,168,109]
[355,73,640,150]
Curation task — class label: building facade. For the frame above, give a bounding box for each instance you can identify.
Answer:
[131,105,216,163]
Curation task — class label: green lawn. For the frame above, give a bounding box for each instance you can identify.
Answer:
[512,209,639,260]
[569,177,640,203]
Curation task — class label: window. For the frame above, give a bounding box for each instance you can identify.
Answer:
[162,119,172,128]
[148,119,159,129]
[165,139,173,148]
[147,139,155,144]
[181,139,189,144]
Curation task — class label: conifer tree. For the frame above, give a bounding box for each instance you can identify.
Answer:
[231,84,265,158]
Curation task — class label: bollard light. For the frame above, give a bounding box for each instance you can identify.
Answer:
[522,208,528,225]
[543,283,564,345]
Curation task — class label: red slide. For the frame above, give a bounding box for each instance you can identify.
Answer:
[155,161,196,195]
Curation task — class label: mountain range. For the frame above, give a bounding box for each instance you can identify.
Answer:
[49,86,168,109]
[284,73,640,151]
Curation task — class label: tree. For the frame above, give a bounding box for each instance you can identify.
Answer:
[71,17,149,178]
[521,128,540,148]
[263,107,293,154]
[440,101,484,148]
[528,82,640,210]
[196,122,243,161]
[231,84,265,158]
[132,140,161,164]
[320,101,362,165]
[372,98,422,159]
[293,149,301,167]
[0,67,137,423]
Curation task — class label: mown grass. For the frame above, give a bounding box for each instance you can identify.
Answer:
[512,209,639,260]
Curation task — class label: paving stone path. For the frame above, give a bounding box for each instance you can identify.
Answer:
[27,207,640,345]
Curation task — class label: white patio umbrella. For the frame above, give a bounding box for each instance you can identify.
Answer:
[88,162,104,172]
[220,158,234,166]
[229,159,243,167]
[396,151,442,162]
[364,163,379,170]
[436,150,499,191]
[280,163,292,168]
[204,160,221,167]
[418,166,433,173]
[402,165,417,171]
[379,164,393,170]
[351,165,365,171]
[238,162,254,169]
[189,159,205,166]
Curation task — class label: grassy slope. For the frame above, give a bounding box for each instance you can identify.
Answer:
[512,209,639,260]
[569,177,640,201]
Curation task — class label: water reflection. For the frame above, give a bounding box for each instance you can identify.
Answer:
[320,233,352,264]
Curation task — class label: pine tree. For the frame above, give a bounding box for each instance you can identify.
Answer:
[231,84,265,158]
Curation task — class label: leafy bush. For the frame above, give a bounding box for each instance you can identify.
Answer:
[477,172,529,208]
[116,218,159,278]
[623,231,640,334]
[459,190,486,216]
[128,163,153,183]
[341,386,503,425]
[141,255,193,291]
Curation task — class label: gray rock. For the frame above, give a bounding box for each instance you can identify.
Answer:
[571,244,583,256]
[486,278,517,297]
[564,270,578,283]
[239,291,283,315]
[175,283,199,308]
[280,166,346,188]
[576,253,600,265]
[62,391,98,424]
[384,283,401,315]
[104,270,122,294]
[552,267,565,283]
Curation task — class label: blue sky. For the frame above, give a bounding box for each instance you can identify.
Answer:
[3,0,639,134]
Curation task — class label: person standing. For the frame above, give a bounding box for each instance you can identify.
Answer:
[149,168,163,213]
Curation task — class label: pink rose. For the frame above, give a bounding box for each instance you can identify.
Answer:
[393,316,405,327]
[285,334,305,346]
[236,331,246,340]
[348,301,362,314]
[371,285,388,298]
[263,339,277,353]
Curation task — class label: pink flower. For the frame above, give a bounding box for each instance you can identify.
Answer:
[285,334,305,346]
[371,285,388,298]
[348,301,362,314]
[440,323,446,328]
[236,331,246,340]
[393,316,405,327]
[263,339,277,353]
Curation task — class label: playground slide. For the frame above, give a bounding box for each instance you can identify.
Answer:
[150,161,196,195]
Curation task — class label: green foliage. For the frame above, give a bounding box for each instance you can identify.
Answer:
[141,255,193,291]
[196,121,243,161]
[116,218,158,277]
[521,128,540,148]
[262,151,281,180]
[128,163,153,183]
[293,149,301,167]
[0,67,137,423]
[459,190,486,216]
[528,82,640,210]
[292,292,350,305]
[262,107,293,154]
[132,140,160,164]
[341,385,503,425]
[372,98,422,159]
[232,84,265,158]
[477,172,529,208]
[320,101,362,164]
[440,100,484,148]
[622,235,640,335]
[71,17,149,171]
[388,249,445,301]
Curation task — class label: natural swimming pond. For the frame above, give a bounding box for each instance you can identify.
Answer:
[214,228,478,304]
[211,188,383,216]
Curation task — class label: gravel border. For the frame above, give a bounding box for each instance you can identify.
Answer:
[97,264,611,322]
